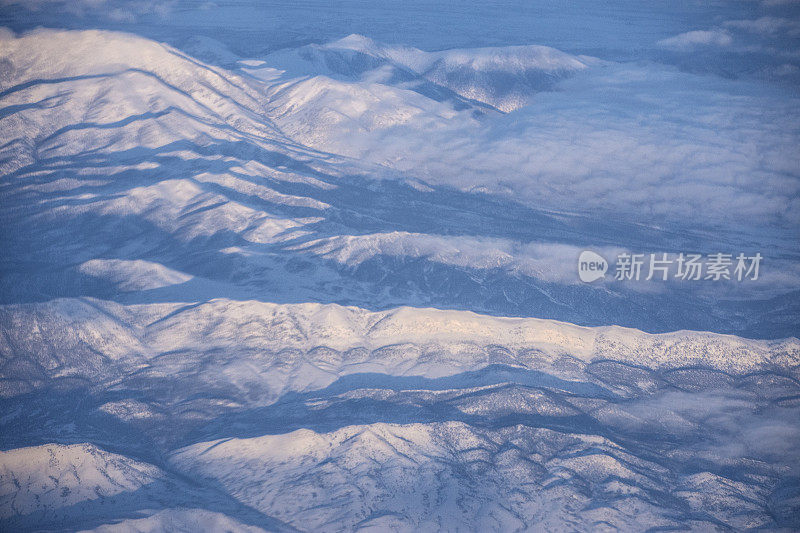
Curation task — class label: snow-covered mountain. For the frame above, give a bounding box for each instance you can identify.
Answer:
[2,29,797,338]
[0,443,290,532]
[0,9,799,532]
[1,297,799,530]
[259,34,593,112]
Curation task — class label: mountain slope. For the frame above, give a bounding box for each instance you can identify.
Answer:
[0,443,290,531]
[1,297,798,530]
[1,30,797,338]
[1,27,799,531]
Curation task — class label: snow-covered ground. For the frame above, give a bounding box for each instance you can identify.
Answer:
[1,297,799,530]
[1,1,799,530]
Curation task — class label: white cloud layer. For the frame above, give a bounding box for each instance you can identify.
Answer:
[263,57,800,235]
[724,16,800,36]
[657,29,734,50]
[0,0,172,21]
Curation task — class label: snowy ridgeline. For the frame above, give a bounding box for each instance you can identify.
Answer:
[1,29,798,338]
[1,297,800,530]
[0,27,799,531]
